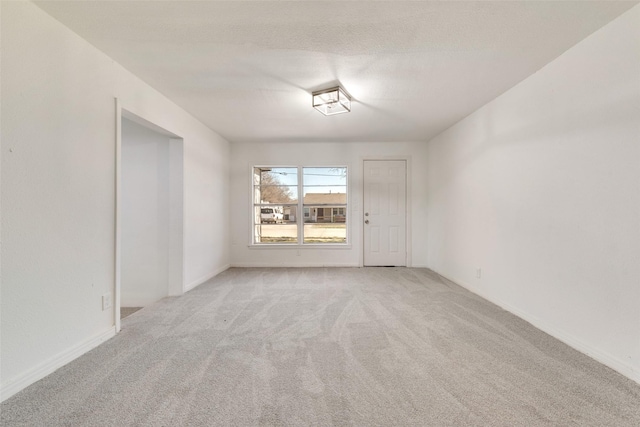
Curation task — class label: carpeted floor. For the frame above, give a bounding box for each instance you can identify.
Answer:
[2,267,639,426]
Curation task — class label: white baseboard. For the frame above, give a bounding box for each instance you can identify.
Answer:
[0,326,116,402]
[230,262,359,268]
[433,270,640,386]
[184,264,231,292]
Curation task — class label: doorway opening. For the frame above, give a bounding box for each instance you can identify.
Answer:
[116,108,184,329]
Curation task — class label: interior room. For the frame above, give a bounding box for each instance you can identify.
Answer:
[1,1,639,425]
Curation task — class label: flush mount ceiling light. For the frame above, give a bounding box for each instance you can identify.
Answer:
[312,86,351,116]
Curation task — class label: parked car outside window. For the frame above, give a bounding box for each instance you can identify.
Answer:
[260,207,283,223]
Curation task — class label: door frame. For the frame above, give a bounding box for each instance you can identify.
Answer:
[360,156,412,267]
[114,99,185,332]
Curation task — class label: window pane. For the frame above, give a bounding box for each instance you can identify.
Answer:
[255,185,298,204]
[304,222,346,244]
[303,167,346,187]
[254,224,297,244]
[303,206,346,223]
[254,167,298,185]
[303,187,346,205]
[254,167,298,204]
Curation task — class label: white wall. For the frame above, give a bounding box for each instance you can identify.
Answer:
[0,1,230,400]
[121,118,171,307]
[426,5,640,383]
[230,141,428,267]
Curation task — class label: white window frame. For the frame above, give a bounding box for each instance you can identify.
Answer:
[251,165,349,247]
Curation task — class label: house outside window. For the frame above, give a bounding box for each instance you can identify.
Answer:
[253,166,347,245]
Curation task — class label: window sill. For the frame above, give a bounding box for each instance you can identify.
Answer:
[248,244,352,250]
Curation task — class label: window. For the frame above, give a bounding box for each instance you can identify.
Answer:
[302,167,347,243]
[253,166,347,245]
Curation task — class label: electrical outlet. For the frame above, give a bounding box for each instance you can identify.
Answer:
[476,268,482,279]
[102,293,112,311]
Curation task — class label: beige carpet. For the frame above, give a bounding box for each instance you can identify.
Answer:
[2,267,639,426]
[120,307,143,320]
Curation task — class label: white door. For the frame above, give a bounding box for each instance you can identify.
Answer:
[363,160,407,266]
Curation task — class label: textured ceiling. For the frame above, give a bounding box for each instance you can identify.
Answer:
[35,1,637,143]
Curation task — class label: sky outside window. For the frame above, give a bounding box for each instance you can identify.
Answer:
[303,167,347,196]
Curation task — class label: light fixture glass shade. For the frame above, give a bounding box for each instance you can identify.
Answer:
[312,86,351,115]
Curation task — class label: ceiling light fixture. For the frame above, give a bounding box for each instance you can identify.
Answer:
[312,86,351,116]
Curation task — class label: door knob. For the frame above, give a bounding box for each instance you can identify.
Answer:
[365,220,369,224]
